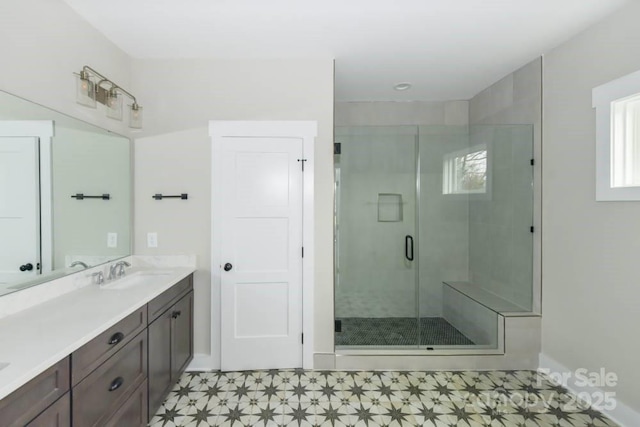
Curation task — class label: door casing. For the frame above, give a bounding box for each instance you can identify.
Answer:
[210,120,317,370]
[0,121,54,276]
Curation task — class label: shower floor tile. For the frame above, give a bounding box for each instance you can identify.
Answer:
[150,370,619,427]
[335,317,474,347]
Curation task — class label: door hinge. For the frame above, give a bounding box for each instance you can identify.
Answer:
[530,226,535,233]
[530,158,535,166]
[334,142,342,155]
[301,333,304,344]
[302,247,304,258]
[297,158,307,171]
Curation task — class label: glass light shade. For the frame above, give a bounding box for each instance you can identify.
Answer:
[129,104,143,129]
[106,90,123,121]
[76,74,96,108]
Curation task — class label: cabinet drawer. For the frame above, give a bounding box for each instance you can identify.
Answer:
[26,392,70,427]
[148,275,192,322]
[73,331,147,427]
[104,380,147,427]
[72,307,147,386]
[0,357,70,427]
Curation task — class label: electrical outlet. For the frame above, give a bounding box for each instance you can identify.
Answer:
[107,232,118,248]
[147,232,158,248]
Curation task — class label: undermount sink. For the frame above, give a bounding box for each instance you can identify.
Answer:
[0,362,9,372]
[100,271,173,290]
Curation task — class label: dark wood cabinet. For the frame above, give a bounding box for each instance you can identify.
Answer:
[72,331,147,427]
[103,380,148,427]
[148,276,192,322]
[72,307,147,386]
[172,291,194,381]
[148,306,172,414]
[26,393,70,427]
[0,273,194,427]
[0,357,70,427]
[148,280,194,419]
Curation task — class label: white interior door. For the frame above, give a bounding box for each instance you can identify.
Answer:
[0,137,40,285]
[219,136,303,371]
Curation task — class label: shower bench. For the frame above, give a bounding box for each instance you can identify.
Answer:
[442,281,532,350]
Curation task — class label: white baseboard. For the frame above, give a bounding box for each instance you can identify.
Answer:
[539,353,640,427]
[186,353,217,372]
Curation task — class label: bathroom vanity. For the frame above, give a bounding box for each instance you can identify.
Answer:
[0,269,194,426]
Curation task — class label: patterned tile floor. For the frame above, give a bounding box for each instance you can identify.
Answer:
[149,370,618,427]
[335,318,474,347]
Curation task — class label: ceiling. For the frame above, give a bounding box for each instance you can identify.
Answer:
[62,0,627,102]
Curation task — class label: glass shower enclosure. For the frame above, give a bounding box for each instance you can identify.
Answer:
[334,124,534,351]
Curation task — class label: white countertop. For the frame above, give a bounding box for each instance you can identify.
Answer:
[0,266,195,401]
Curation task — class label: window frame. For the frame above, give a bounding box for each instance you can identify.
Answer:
[442,143,492,199]
[593,68,640,201]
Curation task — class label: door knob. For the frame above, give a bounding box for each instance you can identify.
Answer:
[223,263,233,272]
[19,263,33,272]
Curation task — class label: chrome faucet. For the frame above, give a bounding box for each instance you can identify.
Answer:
[70,261,89,269]
[91,271,104,285]
[108,261,131,280]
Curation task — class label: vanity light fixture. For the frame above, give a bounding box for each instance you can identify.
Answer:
[75,65,143,129]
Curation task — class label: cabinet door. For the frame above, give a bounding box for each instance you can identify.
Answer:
[26,393,70,427]
[171,291,194,382]
[148,310,172,419]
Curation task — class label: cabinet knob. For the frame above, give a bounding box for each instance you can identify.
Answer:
[171,310,182,319]
[223,263,233,271]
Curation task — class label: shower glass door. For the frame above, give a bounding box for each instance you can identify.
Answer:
[334,126,419,348]
[334,124,534,352]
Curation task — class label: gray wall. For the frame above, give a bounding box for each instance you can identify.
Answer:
[132,59,335,366]
[0,0,132,137]
[52,127,130,268]
[543,2,640,417]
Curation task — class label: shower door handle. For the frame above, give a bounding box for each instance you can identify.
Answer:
[405,235,414,261]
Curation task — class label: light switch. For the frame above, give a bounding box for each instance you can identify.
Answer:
[107,232,118,248]
[147,232,158,248]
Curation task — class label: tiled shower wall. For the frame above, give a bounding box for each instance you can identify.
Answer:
[418,126,470,317]
[467,58,542,311]
[334,102,471,318]
[334,128,419,318]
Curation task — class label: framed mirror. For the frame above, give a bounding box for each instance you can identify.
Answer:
[0,90,131,297]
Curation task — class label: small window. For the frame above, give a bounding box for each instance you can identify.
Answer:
[611,94,640,188]
[443,145,488,195]
[593,69,640,201]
